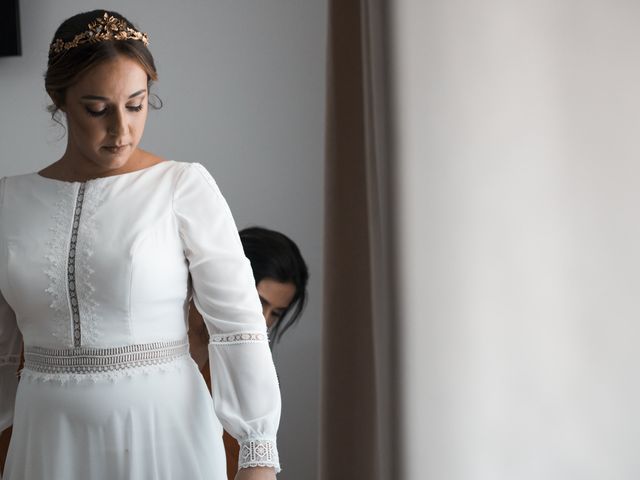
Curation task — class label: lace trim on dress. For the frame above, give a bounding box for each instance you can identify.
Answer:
[24,338,189,374]
[20,339,192,384]
[68,183,86,347]
[238,439,280,472]
[44,184,76,345]
[75,182,105,345]
[209,332,268,345]
[19,356,193,385]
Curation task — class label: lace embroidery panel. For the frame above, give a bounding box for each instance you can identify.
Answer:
[45,182,104,348]
[68,183,86,347]
[209,332,268,345]
[75,182,104,345]
[238,439,280,471]
[44,184,76,345]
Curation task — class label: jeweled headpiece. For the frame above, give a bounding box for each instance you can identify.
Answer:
[49,12,149,56]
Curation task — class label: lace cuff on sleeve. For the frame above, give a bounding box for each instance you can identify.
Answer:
[239,438,280,470]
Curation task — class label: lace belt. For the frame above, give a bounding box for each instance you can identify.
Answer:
[23,338,189,375]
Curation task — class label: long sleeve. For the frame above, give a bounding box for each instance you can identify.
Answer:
[0,176,21,433]
[173,163,281,472]
[0,290,20,433]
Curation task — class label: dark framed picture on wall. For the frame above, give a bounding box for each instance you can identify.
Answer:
[0,0,21,57]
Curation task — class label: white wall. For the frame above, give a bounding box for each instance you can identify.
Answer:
[0,1,325,478]
[393,1,640,479]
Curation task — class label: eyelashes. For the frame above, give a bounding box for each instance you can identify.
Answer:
[85,108,107,117]
[85,104,144,117]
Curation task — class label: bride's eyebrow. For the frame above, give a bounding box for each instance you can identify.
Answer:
[128,89,147,99]
[80,89,147,101]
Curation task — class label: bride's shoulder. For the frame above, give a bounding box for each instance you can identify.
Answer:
[169,161,217,180]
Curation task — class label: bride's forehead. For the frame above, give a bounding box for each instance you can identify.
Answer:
[69,56,148,98]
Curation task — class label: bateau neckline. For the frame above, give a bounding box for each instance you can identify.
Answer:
[34,160,174,184]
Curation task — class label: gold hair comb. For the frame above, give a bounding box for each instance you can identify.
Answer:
[50,12,149,55]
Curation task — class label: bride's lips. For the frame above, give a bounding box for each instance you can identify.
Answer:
[102,144,129,154]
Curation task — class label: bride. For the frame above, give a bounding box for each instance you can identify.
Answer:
[0,10,280,480]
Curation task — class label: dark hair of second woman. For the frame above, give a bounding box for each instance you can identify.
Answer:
[45,10,161,124]
[240,227,309,345]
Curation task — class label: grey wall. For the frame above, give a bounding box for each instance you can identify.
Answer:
[0,1,325,478]
[393,1,640,479]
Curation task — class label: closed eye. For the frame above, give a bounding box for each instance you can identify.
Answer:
[84,104,144,117]
[85,107,108,117]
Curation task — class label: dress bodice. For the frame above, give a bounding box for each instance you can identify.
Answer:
[1,161,195,348]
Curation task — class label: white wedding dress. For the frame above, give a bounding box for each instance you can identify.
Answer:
[0,160,281,480]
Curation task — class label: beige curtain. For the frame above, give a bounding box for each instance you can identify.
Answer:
[320,0,395,479]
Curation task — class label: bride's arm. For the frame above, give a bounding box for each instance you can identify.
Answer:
[174,163,281,476]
